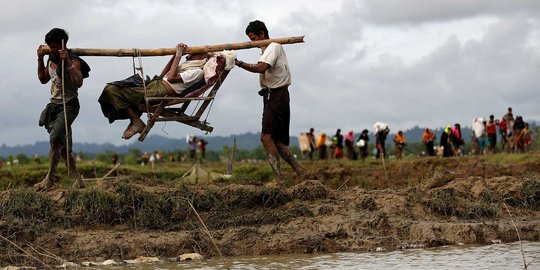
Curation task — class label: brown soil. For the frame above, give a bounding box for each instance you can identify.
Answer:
[2,155,540,267]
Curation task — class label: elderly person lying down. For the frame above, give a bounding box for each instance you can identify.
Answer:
[99,43,209,139]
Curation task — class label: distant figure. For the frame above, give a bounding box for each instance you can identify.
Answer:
[503,107,514,137]
[306,128,316,160]
[298,132,312,160]
[111,153,119,176]
[155,150,164,162]
[393,130,406,159]
[422,128,436,156]
[33,153,41,164]
[316,132,328,160]
[344,130,357,160]
[512,116,525,153]
[497,117,508,151]
[111,153,119,165]
[374,122,389,159]
[332,129,344,159]
[471,117,485,155]
[198,139,208,161]
[188,135,199,164]
[140,152,149,165]
[479,121,489,154]
[486,115,497,154]
[440,126,452,158]
[149,153,156,171]
[450,123,464,156]
[357,129,370,161]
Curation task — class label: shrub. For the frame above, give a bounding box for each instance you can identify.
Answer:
[521,179,540,209]
[228,187,290,209]
[461,204,499,219]
[1,189,53,223]
[360,197,377,211]
[425,189,458,216]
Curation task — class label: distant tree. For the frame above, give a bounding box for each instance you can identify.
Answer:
[124,148,143,165]
[95,150,117,164]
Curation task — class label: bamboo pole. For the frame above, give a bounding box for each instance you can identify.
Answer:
[41,36,305,57]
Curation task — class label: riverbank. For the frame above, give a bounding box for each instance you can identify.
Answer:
[1,154,540,267]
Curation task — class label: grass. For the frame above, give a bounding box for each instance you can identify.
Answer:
[227,163,273,183]
[0,178,315,233]
[1,152,539,229]
[3,152,540,190]
[228,186,290,209]
[479,152,536,164]
[64,188,119,225]
[0,189,53,222]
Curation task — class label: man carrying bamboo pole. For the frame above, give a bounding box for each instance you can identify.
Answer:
[35,28,90,191]
[235,20,311,183]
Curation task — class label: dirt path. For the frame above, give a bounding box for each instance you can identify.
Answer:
[2,156,540,266]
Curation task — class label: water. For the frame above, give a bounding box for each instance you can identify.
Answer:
[102,241,540,270]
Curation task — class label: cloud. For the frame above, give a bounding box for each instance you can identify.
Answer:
[358,0,540,25]
[0,0,539,148]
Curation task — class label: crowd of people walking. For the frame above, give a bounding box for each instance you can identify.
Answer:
[301,107,534,161]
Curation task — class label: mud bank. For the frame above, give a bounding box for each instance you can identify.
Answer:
[1,156,540,267]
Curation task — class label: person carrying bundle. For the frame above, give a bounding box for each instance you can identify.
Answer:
[393,130,406,159]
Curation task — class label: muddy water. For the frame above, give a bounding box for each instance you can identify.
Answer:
[103,241,540,270]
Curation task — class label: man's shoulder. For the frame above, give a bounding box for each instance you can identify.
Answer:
[267,42,285,52]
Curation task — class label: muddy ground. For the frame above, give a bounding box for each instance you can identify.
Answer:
[1,155,540,267]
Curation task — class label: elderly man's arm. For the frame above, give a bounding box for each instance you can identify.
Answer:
[160,56,175,78]
[164,43,187,83]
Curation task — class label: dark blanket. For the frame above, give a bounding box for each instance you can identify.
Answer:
[49,51,91,78]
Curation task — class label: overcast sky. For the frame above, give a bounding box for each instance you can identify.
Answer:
[1,0,539,147]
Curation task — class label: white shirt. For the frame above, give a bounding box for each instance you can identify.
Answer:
[163,69,204,94]
[258,42,291,89]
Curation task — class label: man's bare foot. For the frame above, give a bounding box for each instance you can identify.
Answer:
[121,122,133,139]
[122,120,146,140]
[34,178,54,192]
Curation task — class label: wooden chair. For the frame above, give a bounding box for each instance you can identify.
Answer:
[137,56,229,142]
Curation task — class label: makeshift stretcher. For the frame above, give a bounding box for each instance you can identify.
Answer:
[135,52,231,142]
